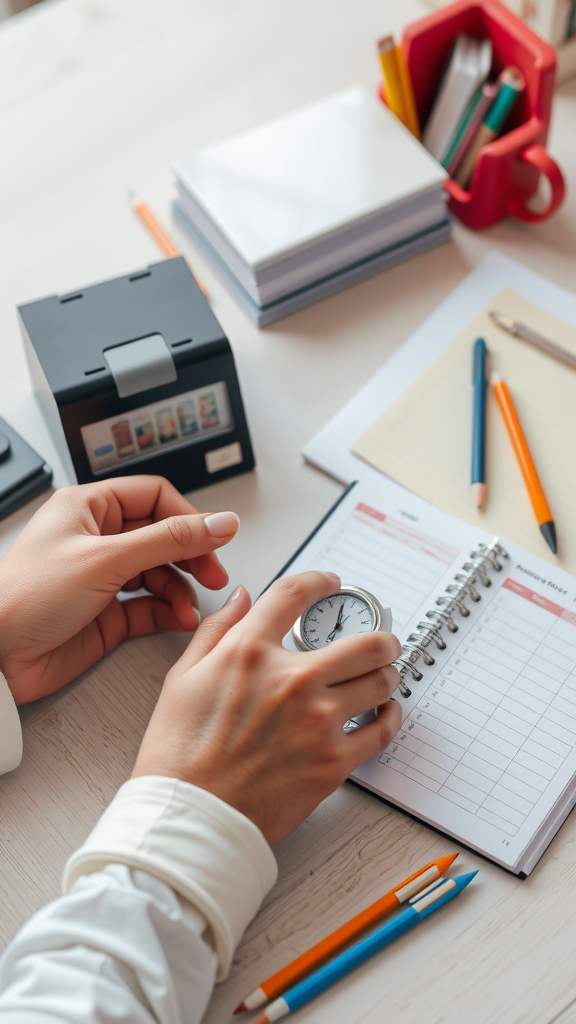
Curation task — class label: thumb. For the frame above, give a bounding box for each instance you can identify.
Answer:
[102,511,240,582]
[174,585,252,673]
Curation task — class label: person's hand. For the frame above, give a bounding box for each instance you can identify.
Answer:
[0,476,240,705]
[133,571,402,845]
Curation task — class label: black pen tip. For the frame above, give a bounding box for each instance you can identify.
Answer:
[540,521,557,555]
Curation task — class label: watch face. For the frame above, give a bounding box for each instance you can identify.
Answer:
[300,591,376,650]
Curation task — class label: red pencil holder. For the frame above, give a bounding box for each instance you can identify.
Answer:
[387,0,566,229]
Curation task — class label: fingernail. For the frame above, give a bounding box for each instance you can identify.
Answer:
[325,572,340,581]
[193,606,202,624]
[225,586,243,605]
[204,511,240,538]
[389,697,397,703]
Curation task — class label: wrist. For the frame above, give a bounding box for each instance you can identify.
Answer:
[64,775,278,980]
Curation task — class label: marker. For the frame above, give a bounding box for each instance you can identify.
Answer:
[471,338,487,508]
[491,372,557,554]
[234,853,458,1012]
[254,872,478,1023]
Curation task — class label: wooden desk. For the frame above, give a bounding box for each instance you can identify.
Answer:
[1,1,576,1021]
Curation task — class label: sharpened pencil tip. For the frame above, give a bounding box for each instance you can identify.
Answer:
[127,189,141,206]
[456,870,479,889]
[233,1005,247,1015]
[540,520,557,555]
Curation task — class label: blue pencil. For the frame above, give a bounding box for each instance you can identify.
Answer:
[471,337,487,508]
[255,871,478,1022]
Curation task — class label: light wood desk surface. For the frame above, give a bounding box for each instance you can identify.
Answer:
[1,1,576,1021]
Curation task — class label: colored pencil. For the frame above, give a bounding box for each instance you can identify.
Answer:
[377,36,420,139]
[489,311,576,372]
[455,67,525,189]
[491,372,557,554]
[128,191,209,297]
[445,82,499,176]
[234,853,458,1013]
[471,338,487,508]
[254,872,478,1023]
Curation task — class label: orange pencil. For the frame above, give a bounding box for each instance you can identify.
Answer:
[234,853,458,1013]
[128,190,209,297]
[491,372,557,554]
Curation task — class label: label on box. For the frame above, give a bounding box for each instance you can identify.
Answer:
[205,442,243,474]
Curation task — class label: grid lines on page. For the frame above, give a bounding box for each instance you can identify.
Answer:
[380,579,576,839]
[309,503,457,632]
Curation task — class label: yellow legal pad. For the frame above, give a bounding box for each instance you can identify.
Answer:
[351,287,576,573]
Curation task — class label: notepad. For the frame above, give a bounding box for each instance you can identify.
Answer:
[351,288,576,574]
[279,475,576,875]
[172,86,449,323]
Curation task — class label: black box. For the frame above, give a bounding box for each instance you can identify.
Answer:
[18,258,255,493]
[0,416,52,521]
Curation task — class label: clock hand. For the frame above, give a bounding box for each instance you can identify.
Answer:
[323,598,340,638]
[326,602,345,642]
[335,614,350,632]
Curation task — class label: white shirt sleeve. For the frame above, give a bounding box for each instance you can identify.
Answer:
[0,776,278,1023]
[0,671,23,775]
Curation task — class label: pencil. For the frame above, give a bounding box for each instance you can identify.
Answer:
[471,338,487,508]
[377,36,420,139]
[234,853,458,1012]
[491,372,557,554]
[455,67,525,189]
[254,872,478,1023]
[128,191,209,297]
[489,312,576,372]
[444,82,499,175]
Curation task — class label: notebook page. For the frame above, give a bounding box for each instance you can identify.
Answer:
[350,288,576,574]
[280,477,576,874]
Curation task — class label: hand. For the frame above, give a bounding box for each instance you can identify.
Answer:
[133,571,402,845]
[0,476,240,705]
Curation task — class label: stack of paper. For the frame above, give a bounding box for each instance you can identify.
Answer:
[172,86,450,326]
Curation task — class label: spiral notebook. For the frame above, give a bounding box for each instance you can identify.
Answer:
[279,476,576,876]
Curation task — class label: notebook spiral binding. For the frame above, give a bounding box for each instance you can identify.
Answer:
[394,537,509,698]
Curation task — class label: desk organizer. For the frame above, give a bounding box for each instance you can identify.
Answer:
[397,0,566,228]
[19,257,255,492]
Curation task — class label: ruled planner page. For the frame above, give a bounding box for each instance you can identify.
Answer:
[281,477,576,873]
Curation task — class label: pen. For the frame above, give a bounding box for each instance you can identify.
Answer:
[376,36,420,139]
[235,853,458,1012]
[455,67,525,189]
[128,191,209,297]
[491,372,557,554]
[489,311,576,372]
[471,338,487,508]
[254,872,478,1024]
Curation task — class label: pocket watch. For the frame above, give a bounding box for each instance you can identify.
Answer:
[292,584,392,651]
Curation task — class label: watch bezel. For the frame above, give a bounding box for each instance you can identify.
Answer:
[292,584,385,651]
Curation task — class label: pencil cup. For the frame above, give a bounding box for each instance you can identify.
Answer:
[382,0,565,229]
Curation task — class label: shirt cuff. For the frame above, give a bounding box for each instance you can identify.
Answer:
[0,671,23,775]
[62,776,278,979]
